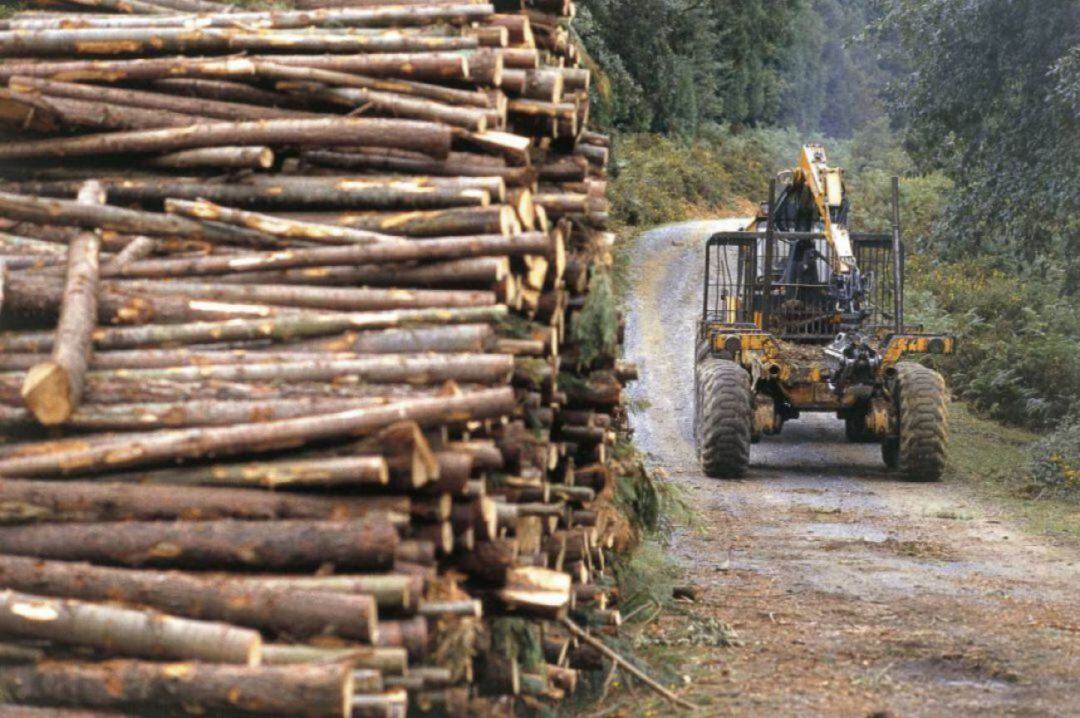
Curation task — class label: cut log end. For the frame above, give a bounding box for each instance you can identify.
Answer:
[20,361,73,425]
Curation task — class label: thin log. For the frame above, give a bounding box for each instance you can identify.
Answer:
[165,198,400,245]
[0,589,261,664]
[97,454,389,487]
[561,618,698,710]
[0,387,515,475]
[20,180,101,425]
[103,233,548,279]
[144,145,274,169]
[8,76,315,121]
[0,117,452,160]
[0,517,399,571]
[0,556,378,641]
[0,305,507,352]
[0,661,354,717]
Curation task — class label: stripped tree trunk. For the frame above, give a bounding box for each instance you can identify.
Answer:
[20,181,102,425]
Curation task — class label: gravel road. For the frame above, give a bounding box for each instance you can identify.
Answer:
[622,220,1079,717]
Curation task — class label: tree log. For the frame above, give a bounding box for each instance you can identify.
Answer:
[20,180,101,425]
[0,305,507,352]
[0,387,515,475]
[0,556,378,641]
[0,477,405,523]
[103,233,548,279]
[0,589,261,664]
[165,198,399,246]
[0,517,399,571]
[0,117,452,160]
[0,661,354,717]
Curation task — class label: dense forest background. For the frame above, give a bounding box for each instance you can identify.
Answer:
[585,0,1078,496]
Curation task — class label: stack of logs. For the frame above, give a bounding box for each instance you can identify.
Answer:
[0,0,632,715]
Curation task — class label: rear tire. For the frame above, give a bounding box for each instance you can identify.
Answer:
[894,362,948,481]
[696,358,752,478]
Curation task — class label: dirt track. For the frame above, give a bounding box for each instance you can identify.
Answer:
[623,221,1079,717]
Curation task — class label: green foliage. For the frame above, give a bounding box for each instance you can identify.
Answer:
[907,257,1080,428]
[571,268,618,368]
[1027,422,1080,501]
[877,0,1080,273]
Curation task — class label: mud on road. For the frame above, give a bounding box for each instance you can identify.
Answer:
[623,221,1079,717]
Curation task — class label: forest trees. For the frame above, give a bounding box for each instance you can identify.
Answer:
[878,0,1079,274]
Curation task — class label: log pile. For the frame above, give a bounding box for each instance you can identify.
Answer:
[0,0,630,715]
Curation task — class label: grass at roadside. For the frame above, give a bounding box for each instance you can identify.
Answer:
[945,403,1079,540]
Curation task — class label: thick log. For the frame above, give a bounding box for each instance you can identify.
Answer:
[165,198,398,246]
[0,305,507,352]
[0,117,452,160]
[0,387,515,475]
[0,477,404,523]
[0,661,354,717]
[0,556,378,641]
[20,181,101,425]
[0,517,399,571]
[0,589,261,664]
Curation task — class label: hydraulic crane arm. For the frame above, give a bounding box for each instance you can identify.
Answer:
[794,144,856,274]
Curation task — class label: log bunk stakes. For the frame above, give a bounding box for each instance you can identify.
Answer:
[0,0,632,715]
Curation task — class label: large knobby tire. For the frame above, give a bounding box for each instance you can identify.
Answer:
[894,362,948,481]
[696,358,752,478]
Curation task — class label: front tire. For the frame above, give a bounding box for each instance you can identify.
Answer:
[893,362,948,481]
[696,358,752,478]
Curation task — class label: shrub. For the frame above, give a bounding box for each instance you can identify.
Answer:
[1027,422,1080,500]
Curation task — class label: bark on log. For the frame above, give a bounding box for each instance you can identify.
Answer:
[9,75,315,121]
[0,517,399,571]
[0,477,404,523]
[0,387,515,475]
[0,191,276,246]
[0,661,354,717]
[0,556,378,641]
[0,305,507,352]
[165,198,399,246]
[217,256,509,288]
[117,279,496,312]
[280,205,515,238]
[0,589,261,664]
[0,117,452,160]
[103,233,547,279]
[20,180,101,425]
[98,454,389,487]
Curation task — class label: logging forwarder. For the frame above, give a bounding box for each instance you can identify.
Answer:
[694,144,953,480]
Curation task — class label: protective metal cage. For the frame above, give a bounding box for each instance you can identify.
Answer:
[702,231,903,342]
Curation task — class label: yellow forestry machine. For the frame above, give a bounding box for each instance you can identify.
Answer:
[694,144,953,480]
